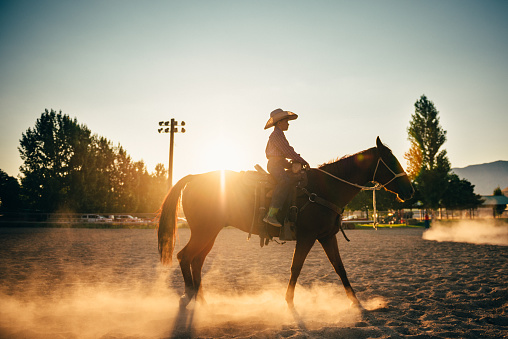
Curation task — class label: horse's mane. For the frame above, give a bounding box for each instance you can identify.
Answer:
[318,147,378,177]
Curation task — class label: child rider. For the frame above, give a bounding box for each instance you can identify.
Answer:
[263,108,309,227]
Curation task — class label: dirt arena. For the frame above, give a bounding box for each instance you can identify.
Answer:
[0,222,506,338]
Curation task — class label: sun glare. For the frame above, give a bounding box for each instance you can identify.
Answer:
[201,137,247,172]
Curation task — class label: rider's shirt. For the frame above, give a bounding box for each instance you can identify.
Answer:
[265,127,307,164]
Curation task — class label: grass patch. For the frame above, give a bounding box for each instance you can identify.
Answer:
[354,223,425,229]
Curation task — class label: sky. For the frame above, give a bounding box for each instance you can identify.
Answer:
[1,0,507,184]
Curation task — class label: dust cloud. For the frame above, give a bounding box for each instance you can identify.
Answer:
[2,227,506,338]
[0,228,370,338]
[0,269,176,339]
[0,268,363,339]
[423,220,508,246]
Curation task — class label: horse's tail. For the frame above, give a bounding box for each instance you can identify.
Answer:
[158,174,195,266]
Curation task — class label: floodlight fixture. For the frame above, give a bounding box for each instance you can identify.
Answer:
[157,118,187,188]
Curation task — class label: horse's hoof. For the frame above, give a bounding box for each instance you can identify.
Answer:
[179,294,192,309]
[350,300,365,311]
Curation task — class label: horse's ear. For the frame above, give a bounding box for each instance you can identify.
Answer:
[376,136,383,150]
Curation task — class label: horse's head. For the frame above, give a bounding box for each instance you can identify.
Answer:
[375,137,414,202]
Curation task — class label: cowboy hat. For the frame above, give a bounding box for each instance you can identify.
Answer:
[264,108,298,129]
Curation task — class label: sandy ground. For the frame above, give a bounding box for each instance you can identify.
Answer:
[0,222,506,338]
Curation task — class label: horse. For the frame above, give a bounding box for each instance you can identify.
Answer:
[158,137,414,309]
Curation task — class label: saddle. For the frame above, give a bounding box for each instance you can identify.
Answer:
[243,164,308,247]
[242,164,350,247]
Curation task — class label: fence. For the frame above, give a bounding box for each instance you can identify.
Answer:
[343,207,507,224]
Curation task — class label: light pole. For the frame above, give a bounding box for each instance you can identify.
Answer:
[158,118,186,188]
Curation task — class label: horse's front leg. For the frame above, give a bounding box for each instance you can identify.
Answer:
[318,234,360,307]
[286,238,315,308]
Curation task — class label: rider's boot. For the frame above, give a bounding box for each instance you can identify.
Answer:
[263,207,282,227]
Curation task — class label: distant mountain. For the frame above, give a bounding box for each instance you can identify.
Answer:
[452,160,508,195]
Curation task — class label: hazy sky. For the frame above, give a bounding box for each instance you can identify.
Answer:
[1,0,507,183]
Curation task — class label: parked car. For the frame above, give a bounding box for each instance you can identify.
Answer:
[114,215,140,222]
[102,215,114,222]
[81,214,112,223]
[342,215,358,220]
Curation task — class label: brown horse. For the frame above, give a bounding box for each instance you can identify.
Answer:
[158,137,414,308]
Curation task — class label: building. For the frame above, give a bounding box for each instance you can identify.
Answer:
[479,194,508,218]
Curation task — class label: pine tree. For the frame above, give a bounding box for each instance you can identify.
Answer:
[406,95,450,209]
[493,186,507,217]
[408,95,447,171]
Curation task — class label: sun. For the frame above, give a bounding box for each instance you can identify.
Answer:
[200,136,249,172]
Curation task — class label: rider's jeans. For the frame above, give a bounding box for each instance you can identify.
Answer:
[267,157,292,210]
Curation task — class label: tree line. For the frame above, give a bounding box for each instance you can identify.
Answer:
[0,109,168,214]
[346,95,484,217]
[1,101,487,218]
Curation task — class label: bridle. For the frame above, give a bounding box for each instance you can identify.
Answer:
[371,157,408,189]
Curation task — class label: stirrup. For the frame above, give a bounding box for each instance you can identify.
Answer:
[263,215,282,227]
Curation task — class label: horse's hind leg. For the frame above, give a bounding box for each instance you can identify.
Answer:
[286,238,315,309]
[176,243,196,307]
[318,234,360,306]
[177,235,205,305]
[191,235,218,305]
[177,231,220,307]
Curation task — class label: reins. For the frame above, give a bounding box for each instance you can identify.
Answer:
[302,156,407,230]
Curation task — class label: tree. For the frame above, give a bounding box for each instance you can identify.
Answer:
[404,138,423,181]
[346,190,372,217]
[18,109,169,213]
[0,169,22,213]
[408,95,447,171]
[19,109,93,211]
[414,150,451,210]
[145,163,168,212]
[406,95,450,209]
[493,186,507,217]
[441,174,483,217]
